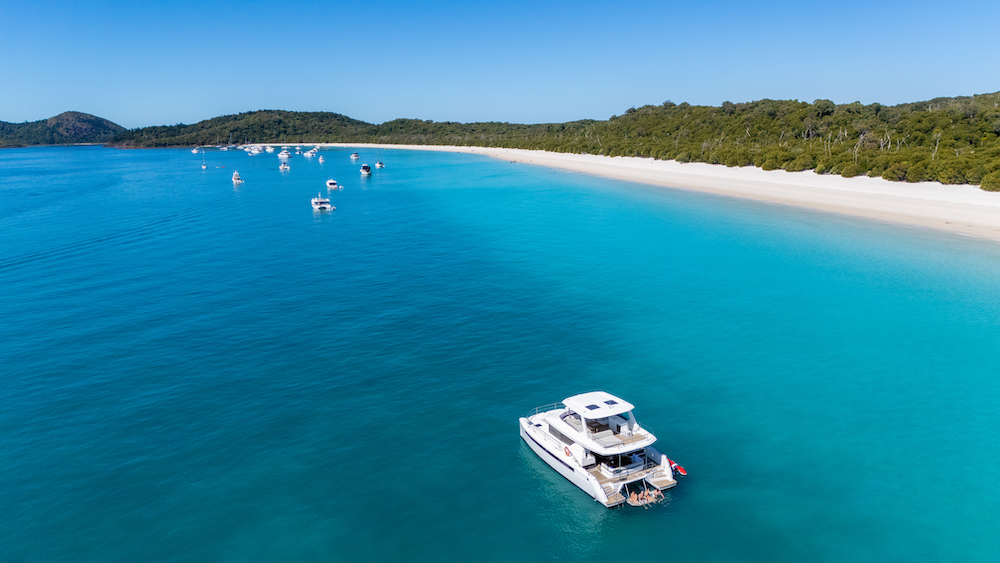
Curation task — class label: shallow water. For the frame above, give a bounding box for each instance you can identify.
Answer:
[2,146,999,561]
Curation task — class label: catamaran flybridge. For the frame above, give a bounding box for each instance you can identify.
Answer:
[520,391,684,507]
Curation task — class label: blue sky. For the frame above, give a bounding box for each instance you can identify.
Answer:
[2,0,998,128]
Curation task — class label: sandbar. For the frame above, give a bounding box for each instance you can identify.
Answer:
[320,143,1000,243]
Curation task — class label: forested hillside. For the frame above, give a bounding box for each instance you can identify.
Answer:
[110,110,372,148]
[0,112,124,147]
[558,95,1000,190]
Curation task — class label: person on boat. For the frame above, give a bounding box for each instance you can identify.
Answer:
[629,491,639,504]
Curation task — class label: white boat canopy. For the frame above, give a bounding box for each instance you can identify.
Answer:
[563,391,634,420]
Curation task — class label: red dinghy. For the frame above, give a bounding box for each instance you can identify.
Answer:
[668,458,687,477]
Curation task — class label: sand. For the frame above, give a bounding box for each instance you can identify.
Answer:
[319,143,1000,243]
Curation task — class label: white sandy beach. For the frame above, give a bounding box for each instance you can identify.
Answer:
[319,143,1000,243]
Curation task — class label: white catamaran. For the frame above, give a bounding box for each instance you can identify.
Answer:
[519,391,684,507]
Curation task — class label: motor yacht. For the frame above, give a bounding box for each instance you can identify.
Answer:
[360,164,372,176]
[278,149,292,159]
[519,391,681,508]
[374,161,385,168]
[318,156,325,163]
[279,162,290,171]
[326,179,340,189]
[232,171,244,184]
[350,152,360,160]
[311,193,334,210]
[191,147,201,154]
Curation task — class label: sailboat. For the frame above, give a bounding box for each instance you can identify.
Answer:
[201,152,207,170]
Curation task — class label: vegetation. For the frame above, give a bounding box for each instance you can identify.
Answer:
[109,110,372,148]
[8,92,1000,188]
[0,111,124,147]
[582,95,1000,187]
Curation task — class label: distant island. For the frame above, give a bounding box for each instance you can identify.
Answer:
[0,111,124,147]
[4,93,1000,190]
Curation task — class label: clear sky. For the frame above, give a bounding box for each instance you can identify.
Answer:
[2,0,998,129]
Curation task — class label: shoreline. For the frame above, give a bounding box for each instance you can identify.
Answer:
[309,143,1000,242]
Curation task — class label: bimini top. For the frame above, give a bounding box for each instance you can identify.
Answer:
[563,391,634,420]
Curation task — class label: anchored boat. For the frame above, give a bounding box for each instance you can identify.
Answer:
[519,391,681,508]
[311,193,334,210]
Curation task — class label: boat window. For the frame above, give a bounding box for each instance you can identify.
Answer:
[548,426,574,446]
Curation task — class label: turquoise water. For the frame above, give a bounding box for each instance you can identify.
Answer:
[2,146,1000,561]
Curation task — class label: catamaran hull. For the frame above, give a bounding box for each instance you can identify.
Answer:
[519,418,611,505]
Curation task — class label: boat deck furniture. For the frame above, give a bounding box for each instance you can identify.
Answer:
[592,429,623,447]
[617,433,649,446]
[563,414,584,432]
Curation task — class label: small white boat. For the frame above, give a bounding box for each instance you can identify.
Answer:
[350,152,360,160]
[374,161,385,168]
[201,153,207,170]
[265,145,275,153]
[519,391,680,508]
[191,147,200,154]
[232,171,244,184]
[279,162,290,171]
[326,179,340,189]
[278,149,292,159]
[360,164,371,176]
[311,193,334,210]
[318,156,325,163]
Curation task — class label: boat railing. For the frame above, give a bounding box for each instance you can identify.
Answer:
[526,402,566,418]
[534,427,569,451]
[607,459,659,482]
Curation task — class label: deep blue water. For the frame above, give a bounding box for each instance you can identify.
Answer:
[2,146,1000,561]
